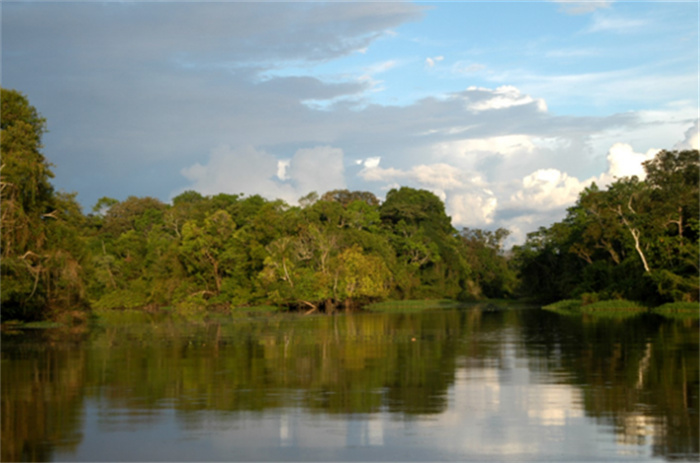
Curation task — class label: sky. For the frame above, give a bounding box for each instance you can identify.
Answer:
[2,0,698,244]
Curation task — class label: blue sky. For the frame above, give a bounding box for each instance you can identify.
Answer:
[2,0,698,243]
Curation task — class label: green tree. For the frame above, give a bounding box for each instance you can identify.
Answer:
[379,187,469,299]
[1,88,89,319]
[460,227,516,298]
[514,149,699,303]
[643,150,699,301]
[179,209,237,295]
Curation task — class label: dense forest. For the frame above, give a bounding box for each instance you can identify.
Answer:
[1,88,515,321]
[1,88,697,322]
[514,148,699,305]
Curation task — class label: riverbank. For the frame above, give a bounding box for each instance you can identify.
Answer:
[543,299,698,320]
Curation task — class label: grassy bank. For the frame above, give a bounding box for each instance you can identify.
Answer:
[543,299,698,320]
[651,302,699,320]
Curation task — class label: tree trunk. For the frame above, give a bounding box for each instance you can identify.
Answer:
[627,224,651,273]
[617,205,651,273]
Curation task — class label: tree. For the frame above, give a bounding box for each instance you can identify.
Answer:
[379,187,469,299]
[514,149,699,303]
[642,150,699,301]
[179,210,237,294]
[1,89,53,318]
[1,88,89,319]
[321,189,380,208]
[460,228,516,299]
[380,187,452,233]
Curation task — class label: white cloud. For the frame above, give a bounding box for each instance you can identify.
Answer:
[500,140,668,243]
[466,85,547,112]
[180,145,284,197]
[364,60,399,75]
[509,168,585,212]
[673,119,699,151]
[589,103,698,164]
[497,68,697,114]
[585,14,648,33]
[277,159,291,180]
[449,192,498,226]
[602,142,657,180]
[425,55,444,68]
[506,142,658,214]
[359,162,465,191]
[360,157,381,168]
[433,135,537,160]
[286,146,347,198]
[179,145,345,204]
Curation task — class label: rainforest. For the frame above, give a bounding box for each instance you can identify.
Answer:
[1,88,698,323]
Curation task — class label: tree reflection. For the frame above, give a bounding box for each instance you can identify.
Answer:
[1,331,87,462]
[518,310,699,459]
[1,307,697,461]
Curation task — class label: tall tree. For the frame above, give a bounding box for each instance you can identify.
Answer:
[1,88,88,319]
[514,149,699,303]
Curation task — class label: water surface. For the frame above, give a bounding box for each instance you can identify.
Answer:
[2,305,697,461]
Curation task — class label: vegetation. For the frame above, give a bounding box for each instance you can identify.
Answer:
[1,88,696,322]
[513,148,699,307]
[652,302,700,320]
[1,88,515,322]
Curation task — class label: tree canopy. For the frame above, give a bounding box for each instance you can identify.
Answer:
[2,88,696,320]
[512,149,699,304]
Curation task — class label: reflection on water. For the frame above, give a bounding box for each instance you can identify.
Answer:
[2,306,698,461]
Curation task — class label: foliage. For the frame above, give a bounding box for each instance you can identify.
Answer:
[652,302,699,320]
[459,227,517,298]
[514,149,699,305]
[3,89,695,320]
[1,88,88,320]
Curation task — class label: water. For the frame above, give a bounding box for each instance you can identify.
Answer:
[2,304,698,461]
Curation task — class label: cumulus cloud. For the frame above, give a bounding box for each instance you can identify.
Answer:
[499,140,669,243]
[180,145,292,200]
[432,135,537,160]
[509,168,585,212]
[449,192,498,227]
[356,157,381,168]
[286,146,347,198]
[602,142,658,180]
[673,120,700,151]
[179,145,345,204]
[506,143,658,213]
[359,162,466,191]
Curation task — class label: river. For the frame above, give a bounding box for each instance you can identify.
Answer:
[2,303,697,461]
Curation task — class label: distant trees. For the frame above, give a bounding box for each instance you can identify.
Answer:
[4,88,694,320]
[513,149,699,304]
[460,227,516,299]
